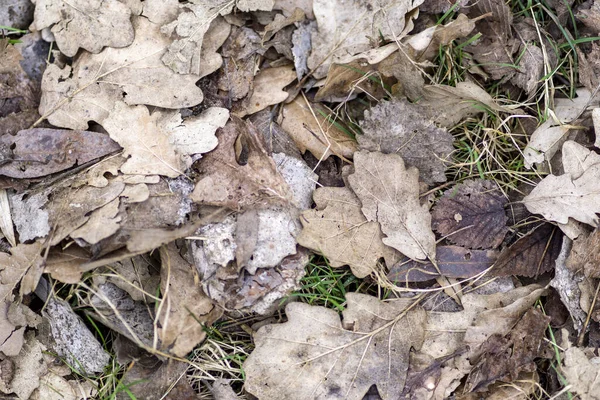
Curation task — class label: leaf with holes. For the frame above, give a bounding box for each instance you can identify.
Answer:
[432,180,508,249]
[243,293,426,400]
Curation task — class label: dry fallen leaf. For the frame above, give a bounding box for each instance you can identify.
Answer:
[492,223,562,277]
[567,228,600,278]
[307,0,423,78]
[523,163,600,227]
[280,95,357,160]
[0,332,48,399]
[158,243,222,357]
[561,340,600,400]
[236,65,296,116]
[348,151,436,261]
[432,180,508,249]
[0,242,44,302]
[39,16,205,130]
[297,186,399,278]
[31,0,135,57]
[359,98,454,184]
[244,293,426,400]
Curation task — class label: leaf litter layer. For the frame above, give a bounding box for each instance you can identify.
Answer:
[2,0,600,399]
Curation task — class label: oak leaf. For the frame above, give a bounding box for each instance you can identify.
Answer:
[348,151,436,261]
[243,293,426,400]
[431,180,508,249]
[297,186,399,278]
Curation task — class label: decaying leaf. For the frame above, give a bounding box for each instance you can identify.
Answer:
[567,228,600,278]
[388,246,497,283]
[0,302,41,357]
[349,151,436,261]
[307,0,423,78]
[465,308,551,392]
[432,180,508,249]
[273,152,317,209]
[280,95,357,160]
[39,16,204,130]
[244,293,426,399]
[0,242,44,301]
[31,0,135,57]
[0,332,48,399]
[158,243,222,357]
[523,163,600,226]
[297,186,398,278]
[492,223,562,277]
[0,128,121,179]
[236,65,296,116]
[191,117,293,210]
[359,98,454,184]
[561,340,600,400]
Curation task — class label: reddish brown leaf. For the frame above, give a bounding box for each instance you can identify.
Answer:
[432,179,508,249]
[388,246,497,283]
[465,308,551,393]
[492,223,562,277]
[567,228,600,278]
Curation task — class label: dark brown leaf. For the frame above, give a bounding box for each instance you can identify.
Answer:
[0,129,121,178]
[432,180,508,249]
[567,228,600,278]
[388,246,498,283]
[465,308,551,392]
[359,99,454,184]
[492,223,563,277]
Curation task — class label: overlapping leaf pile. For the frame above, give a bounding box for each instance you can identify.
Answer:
[2,0,600,399]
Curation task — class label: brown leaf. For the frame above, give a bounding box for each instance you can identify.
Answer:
[0,128,121,179]
[280,95,357,160]
[358,98,454,184]
[243,293,426,399]
[567,228,600,278]
[0,242,44,302]
[561,341,600,399]
[388,246,497,283]
[432,180,508,249]
[492,223,562,277]
[158,243,222,357]
[349,151,436,261]
[297,186,399,278]
[191,117,293,210]
[235,65,296,117]
[314,61,384,102]
[465,308,551,392]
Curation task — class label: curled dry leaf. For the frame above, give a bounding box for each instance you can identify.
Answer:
[39,16,204,130]
[280,95,357,160]
[431,180,508,249]
[191,117,293,210]
[244,293,426,400]
[359,98,454,184]
[31,0,135,57]
[158,243,222,357]
[307,0,423,78]
[236,65,296,116]
[348,151,436,261]
[297,186,399,278]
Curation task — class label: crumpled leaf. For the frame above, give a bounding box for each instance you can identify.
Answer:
[431,180,508,249]
[158,243,222,357]
[523,163,600,226]
[102,102,227,177]
[244,293,426,400]
[465,307,551,392]
[349,151,436,261]
[0,302,41,357]
[524,88,598,168]
[492,223,562,277]
[359,98,454,184]
[307,0,424,78]
[191,117,293,210]
[0,332,48,399]
[280,95,357,160]
[31,0,135,57]
[388,246,497,283]
[160,1,234,75]
[297,186,399,278]
[0,128,121,179]
[39,16,204,130]
[0,242,44,302]
[561,341,600,400]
